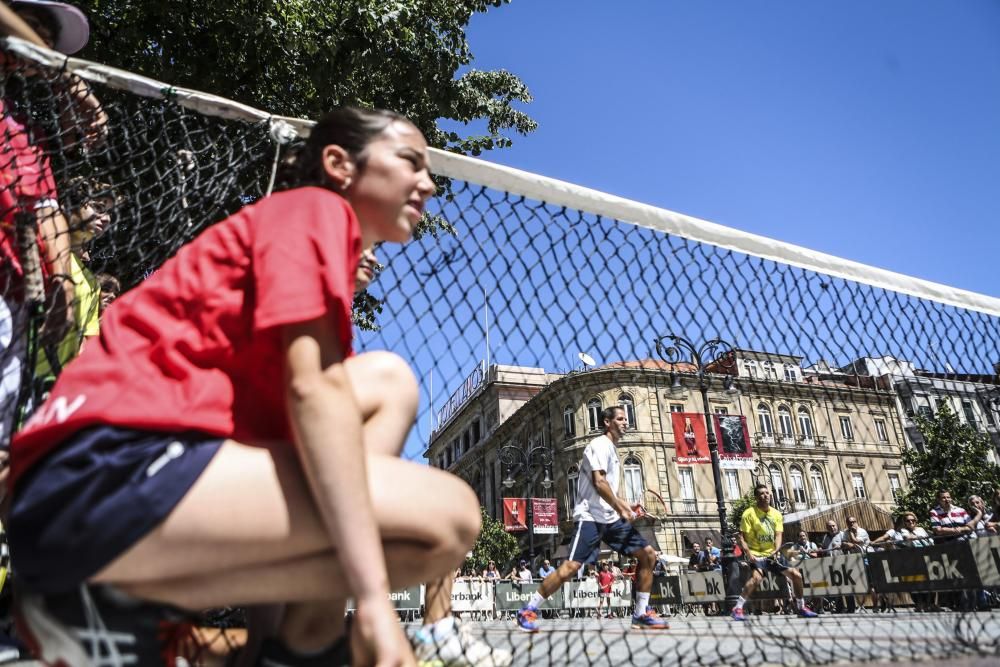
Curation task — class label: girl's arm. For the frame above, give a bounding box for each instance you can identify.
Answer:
[282,317,405,661]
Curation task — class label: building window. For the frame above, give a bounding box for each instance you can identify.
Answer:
[784,364,799,382]
[623,455,644,505]
[778,405,794,438]
[917,405,933,420]
[679,468,696,508]
[714,407,729,415]
[762,361,778,380]
[852,472,866,499]
[563,406,576,437]
[618,394,636,429]
[798,407,814,439]
[809,466,827,505]
[888,473,902,503]
[472,419,481,443]
[743,360,759,378]
[725,470,740,500]
[962,400,978,430]
[757,403,774,435]
[789,466,806,505]
[874,418,888,442]
[670,403,685,413]
[567,465,579,513]
[839,416,854,441]
[462,431,470,453]
[587,398,602,432]
[769,465,787,504]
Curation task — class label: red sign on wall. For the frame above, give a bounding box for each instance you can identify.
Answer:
[532,498,559,534]
[672,412,711,464]
[503,497,528,532]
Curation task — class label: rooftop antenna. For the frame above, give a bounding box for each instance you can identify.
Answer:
[578,352,596,371]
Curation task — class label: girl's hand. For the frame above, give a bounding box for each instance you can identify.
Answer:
[352,597,416,667]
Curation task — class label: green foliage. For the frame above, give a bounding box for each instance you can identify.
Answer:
[727,491,756,535]
[77,1,536,155]
[465,506,519,573]
[894,402,1000,522]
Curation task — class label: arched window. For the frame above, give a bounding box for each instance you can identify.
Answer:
[777,405,794,438]
[618,393,636,429]
[623,455,644,505]
[789,466,806,505]
[587,398,602,432]
[563,406,576,437]
[809,466,828,505]
[798,407,814,440]
[769,464,787,504]
[567,465,580,512]
[757,403,774,436]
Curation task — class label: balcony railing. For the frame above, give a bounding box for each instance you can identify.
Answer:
[755,432,775,446]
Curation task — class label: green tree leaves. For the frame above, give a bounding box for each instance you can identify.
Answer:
[895,402,1000,522]
[77,0,536,154]
[466,506,519,573]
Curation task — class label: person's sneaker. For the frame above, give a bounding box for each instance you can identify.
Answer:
[731,607,748,622]
[797,605,818,618]
[630,608,669,630]
[15,584,201,667]
[413,619,512,667]
[515,607,540,633]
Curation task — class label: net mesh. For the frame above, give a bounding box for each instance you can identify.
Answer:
[3,38,1000,666]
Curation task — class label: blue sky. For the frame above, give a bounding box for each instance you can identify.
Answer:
[459,0,1000,297]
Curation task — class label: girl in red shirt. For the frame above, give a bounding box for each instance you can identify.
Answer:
[10,107,478,667]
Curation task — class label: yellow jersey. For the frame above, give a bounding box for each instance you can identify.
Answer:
[740,505,783,558]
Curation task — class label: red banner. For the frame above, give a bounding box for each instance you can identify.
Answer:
[532,498,559,534]
[672,412,711,464]
[714,414,754,469]
[503,497,528,532]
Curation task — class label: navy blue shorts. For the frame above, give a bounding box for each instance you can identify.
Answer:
[747,554,790,575]
[8,425,223,594]
[567,519,649,565]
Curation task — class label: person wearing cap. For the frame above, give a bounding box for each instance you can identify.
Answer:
[8,0,89,54]
[507,560,532,583]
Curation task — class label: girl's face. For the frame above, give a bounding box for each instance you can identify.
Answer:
[343,121,435,247]
[354,248,378,293]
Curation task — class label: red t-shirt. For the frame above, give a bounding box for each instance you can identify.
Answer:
[1,97,58,298]
[598,571,614,593]
[11,187,361,486]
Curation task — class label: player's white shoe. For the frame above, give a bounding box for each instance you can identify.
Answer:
[414,619,513,667]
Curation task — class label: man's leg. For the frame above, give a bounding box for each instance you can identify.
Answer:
[781,567,817,617]
[732,563,763,621]
[515,560,582,632]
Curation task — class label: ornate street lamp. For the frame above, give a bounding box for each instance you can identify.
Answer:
[499,439,554,565]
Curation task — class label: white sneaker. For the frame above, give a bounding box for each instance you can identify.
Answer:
[414,620,513,667]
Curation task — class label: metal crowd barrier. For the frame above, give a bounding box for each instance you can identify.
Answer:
[363,536,1000,618]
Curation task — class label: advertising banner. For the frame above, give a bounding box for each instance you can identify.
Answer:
[564,578,633,609]
[503,497,528,532]
[672,413,710,464]
[715,415,754,469]
[970,535,1000,587]
[747,568,790,600]
[388,585,423,610]
[495,581,563,611]
[649,575,682,605]
[868,541,981,593]
[450,579,496,612]
[532,498,559,534]
[800,554,869,596]
[680,571,725,604]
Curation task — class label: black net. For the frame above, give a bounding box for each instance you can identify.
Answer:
[3,38,1000,666]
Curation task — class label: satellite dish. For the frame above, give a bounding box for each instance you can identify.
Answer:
[578,352,596,368]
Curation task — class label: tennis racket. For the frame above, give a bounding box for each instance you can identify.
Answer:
[632,489,669,524]
[764,542,805,567]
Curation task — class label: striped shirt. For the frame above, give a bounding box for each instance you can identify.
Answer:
[930,504,974,540]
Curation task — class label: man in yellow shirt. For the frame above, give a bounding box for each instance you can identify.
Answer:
[732,483,817,621]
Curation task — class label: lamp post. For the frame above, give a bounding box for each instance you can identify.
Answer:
[499,439,554,565]
[654,334,741,608]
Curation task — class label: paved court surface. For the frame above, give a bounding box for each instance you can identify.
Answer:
[404,609,1000,667]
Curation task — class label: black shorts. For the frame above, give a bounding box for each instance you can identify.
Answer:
[748,554,791,575]
[9,425,223,594]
